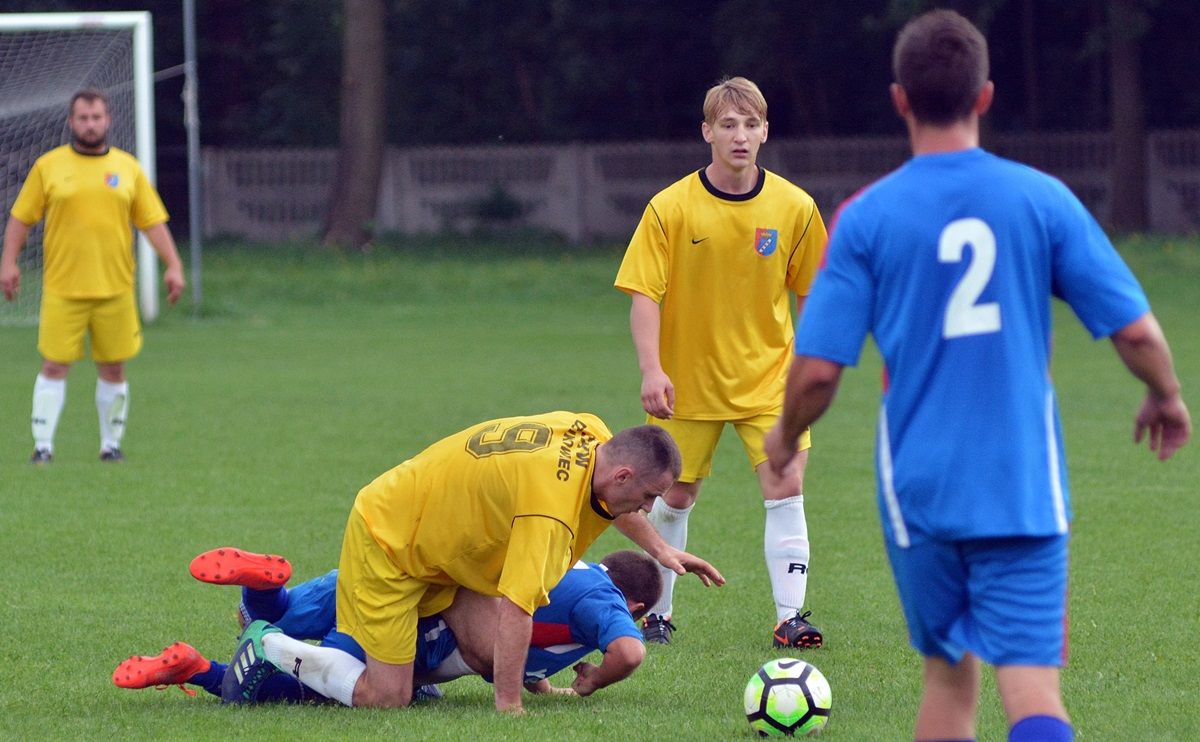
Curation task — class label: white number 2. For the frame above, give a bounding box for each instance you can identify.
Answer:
[938,218,1001,338]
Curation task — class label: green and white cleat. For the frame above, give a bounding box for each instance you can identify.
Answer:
[221,620,283,704]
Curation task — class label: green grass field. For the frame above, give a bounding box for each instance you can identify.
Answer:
[1,235,1197,740]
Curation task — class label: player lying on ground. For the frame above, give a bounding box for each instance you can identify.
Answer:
[113,546,662,703]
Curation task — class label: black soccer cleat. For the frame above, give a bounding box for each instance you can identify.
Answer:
[100,447,125,462]
[412,683,443,703]
[641,614,677,645]
[30,448,53,464]
[221,620,283,704]
[773,610,823,649]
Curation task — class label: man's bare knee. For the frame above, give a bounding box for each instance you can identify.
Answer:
[352,656,414,708]
[662,479,701,508]
[40,360,69,379]
[442,589,501,675]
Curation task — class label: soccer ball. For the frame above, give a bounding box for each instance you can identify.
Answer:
[743,658,832,736]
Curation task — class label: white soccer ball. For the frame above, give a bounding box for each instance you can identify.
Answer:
[743,658,832,736]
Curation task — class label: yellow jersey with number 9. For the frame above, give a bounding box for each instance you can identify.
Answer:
[10,144,168,298]
[352,411,616,615]
[615,168,827,419]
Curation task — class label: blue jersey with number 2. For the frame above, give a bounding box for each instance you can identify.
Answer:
[795,148,1149,546]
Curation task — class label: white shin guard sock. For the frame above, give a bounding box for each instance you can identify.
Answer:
[764,495,811,623]
[95,379,128,452]
[32,374,66,452]
[262,632,364,706]
[646,498,694,618]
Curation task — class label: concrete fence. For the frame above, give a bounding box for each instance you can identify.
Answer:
[202,129,1200,243]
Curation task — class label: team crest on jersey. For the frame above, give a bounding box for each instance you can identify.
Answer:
[104,172,119,188]
[754,228,778,256]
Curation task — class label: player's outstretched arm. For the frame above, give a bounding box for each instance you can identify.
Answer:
[613,512,725,586]
[1111,313,1191,460]
[570,636,646,696]
[142,222,186,305]
[1,216,30,301]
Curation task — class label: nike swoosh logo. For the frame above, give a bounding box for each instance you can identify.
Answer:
[690,237,708,244]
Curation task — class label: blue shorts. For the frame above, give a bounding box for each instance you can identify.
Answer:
[885,534,1068,666]
[247,569,460,674]
[274,570,339,640]
[319,616,458,676]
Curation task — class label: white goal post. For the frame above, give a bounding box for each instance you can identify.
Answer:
[0,11,160,324]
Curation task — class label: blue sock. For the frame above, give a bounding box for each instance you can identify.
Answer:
[1009,715,1073,742]
[254,672,310,704]
[190,659,311,703]
[241,586,289,623]
[189,661,226,698]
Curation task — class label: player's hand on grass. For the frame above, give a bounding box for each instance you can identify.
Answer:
[525,679,576,696]
[657,546,725,587]
[532,677,578,696]
[0,262,18,301]
[570,661,602,696]
[163,264,185,305]
[497,700,526,715]
[640,368,675,419]
[1135,392,1191,461]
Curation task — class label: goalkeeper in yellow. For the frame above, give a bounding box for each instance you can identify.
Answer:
[236,411,724,713]
[615,77,827,648]
[1,88,184,464]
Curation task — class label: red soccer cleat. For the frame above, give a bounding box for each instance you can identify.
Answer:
[113,641,210,693]
[188,547,291,590]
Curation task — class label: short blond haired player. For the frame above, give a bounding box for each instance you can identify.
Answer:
[615,77,827,647]
[1,89,185,463]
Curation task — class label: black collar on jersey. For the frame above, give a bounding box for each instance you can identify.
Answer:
[70,144,111,157]
[698,165,766,202]
[590,490,615,521]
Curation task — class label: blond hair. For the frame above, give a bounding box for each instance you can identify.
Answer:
[703,77,767,124]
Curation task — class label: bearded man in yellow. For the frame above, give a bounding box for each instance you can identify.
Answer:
[232,411,723,714]
[1,89,185,464]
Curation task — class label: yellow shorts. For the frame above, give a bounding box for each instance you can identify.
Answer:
[336,509,458,665]
[649,413,811,483]
[38,291,142,365]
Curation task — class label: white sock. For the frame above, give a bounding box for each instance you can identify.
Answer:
[32,374,66,453]
[646,498,693,618]
[764,495,811,623]
[95,379,128,452]
[262,633,364,707]
[416,648,474,684]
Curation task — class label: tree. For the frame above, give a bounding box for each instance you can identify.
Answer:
[322,0,387,249]
[1107,0,1149,232]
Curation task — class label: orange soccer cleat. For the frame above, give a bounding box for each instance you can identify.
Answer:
[188,547,291,590]
[113,641,210,694]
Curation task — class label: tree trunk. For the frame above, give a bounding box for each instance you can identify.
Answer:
[323,0,387,249]
[1108,0,1148,232]
[1020,0,1040,129]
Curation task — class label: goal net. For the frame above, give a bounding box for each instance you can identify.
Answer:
[0,12,157,326]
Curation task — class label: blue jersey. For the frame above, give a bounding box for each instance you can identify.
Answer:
[253,561,640,684]
[795,148,1149,546]
[525,561,643,683]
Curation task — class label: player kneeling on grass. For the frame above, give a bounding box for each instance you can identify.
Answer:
[113,547,662,703]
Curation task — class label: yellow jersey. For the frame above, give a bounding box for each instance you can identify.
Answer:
[615,168,827,419]
[10,144,168,298]
[353,411,615,615]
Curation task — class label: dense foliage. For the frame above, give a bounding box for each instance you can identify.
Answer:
[4,0,1199,147]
